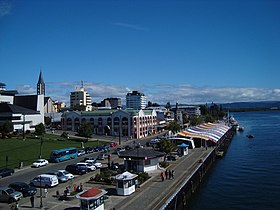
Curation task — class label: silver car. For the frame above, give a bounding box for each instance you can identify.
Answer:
[0,186,23,203]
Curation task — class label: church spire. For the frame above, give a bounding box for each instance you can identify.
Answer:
[37,69,45,95]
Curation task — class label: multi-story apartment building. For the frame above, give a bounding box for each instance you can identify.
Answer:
[126,91,147,110]
[61,108,157,139]
[100,98,122,109]
[70,87,92,111]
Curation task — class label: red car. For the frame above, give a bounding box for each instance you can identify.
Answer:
[110,142,118,147]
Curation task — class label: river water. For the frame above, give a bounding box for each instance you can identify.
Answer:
[189,110,280,210]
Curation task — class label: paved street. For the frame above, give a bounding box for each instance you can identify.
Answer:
[0,147,213,210]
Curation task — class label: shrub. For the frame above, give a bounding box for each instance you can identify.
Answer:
[137,172,150,184]
[159,161,169,168]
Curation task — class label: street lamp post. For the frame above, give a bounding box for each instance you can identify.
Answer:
[40,175,43,208]
[39,137,43,159]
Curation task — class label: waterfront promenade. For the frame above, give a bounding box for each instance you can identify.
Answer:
[7,146,213,210]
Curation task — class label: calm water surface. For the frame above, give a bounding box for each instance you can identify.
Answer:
[189,110,280,210]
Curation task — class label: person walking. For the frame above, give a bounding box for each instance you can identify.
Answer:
[44,188,48,198]
[30,195,35,208]
[160,171,164,182]
[171,170,175,179]
[165,170,168,180]
[169,170,172,180]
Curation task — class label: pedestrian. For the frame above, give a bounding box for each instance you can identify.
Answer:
[160,171,164,182]
[44,188,48,198]
[15,201,19,210]
[171,170,175,179]
[30,195,35,208]
[80,182,83,191]
[165,170,168,179]
[73,184,77,192]
[169,170,172,180]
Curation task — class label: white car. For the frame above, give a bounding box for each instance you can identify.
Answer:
[85,160,102,168]
[76,162,96,171]
[58,170,75,180]
[32,159,49,168]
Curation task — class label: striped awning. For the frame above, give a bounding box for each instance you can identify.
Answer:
[177,123,230,143]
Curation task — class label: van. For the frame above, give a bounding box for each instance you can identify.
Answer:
[30,174,59,188]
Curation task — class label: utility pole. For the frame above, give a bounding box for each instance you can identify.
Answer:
[119,115,121,145]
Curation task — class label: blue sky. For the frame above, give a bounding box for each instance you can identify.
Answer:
[1,0,280,105]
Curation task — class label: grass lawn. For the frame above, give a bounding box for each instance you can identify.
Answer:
[0,134,107,169]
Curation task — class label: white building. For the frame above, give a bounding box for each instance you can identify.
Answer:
[126,91,146,110]
[70,87,92,111]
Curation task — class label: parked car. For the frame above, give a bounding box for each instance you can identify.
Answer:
[31,159,49,168]
[57,170,75,180]
[45,170,69,183]
[110,142,118,147]
[30,174,59,188]
[65,164,88,175]
[0,186,23,203]
[97,153,105,160]
[76,162,96,171]
[77,150,86,156]
[85,147,94,154]
[150,138,160,144]
[85,160,102,168]
[100,145,110,152]
[167,155,178,161]
[8,182,37,197]
[114,147,125,154]
[0,168,14,178]
[83,156,96,162]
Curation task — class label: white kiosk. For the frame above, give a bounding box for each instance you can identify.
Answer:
[116,171,138,196]
[177,143,189,156]
[76,188,107,210]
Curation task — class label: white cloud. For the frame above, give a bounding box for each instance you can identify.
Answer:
[16,85,36,95]
[0,0,11,17]
[40,81,280,106]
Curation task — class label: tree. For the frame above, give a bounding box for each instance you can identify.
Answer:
[0,121,13,138]
[78,123,92,139]
[61,132,69,139]
[168,121,181,134]
[189,116,203,126]
[157,138,177,160]
[44,116,51,127]
[73,104,86,111]
[35,123,46,135]
[165,101,171,110]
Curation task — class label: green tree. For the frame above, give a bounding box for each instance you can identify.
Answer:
[165,101,171,110]
[168,121,181,134]
[0,121,13,138]
[78,122,92,139]
[204,114,215,123]
[61,132,69,139]
[189,116,203,126]
[73,104,86,111]
[157,139,177,160]
[35,123,46,135]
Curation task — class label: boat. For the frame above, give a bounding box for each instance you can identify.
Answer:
[216,150,224,158]
[238,126,244,131]
[246,134,254,138]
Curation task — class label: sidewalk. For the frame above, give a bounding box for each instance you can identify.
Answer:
[12,147,212,210]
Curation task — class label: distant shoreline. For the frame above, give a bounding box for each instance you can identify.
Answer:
[229,108,280,112]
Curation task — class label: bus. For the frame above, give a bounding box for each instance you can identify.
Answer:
[50,147,78,163]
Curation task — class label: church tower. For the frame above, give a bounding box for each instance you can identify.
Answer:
[37,70,45,95]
